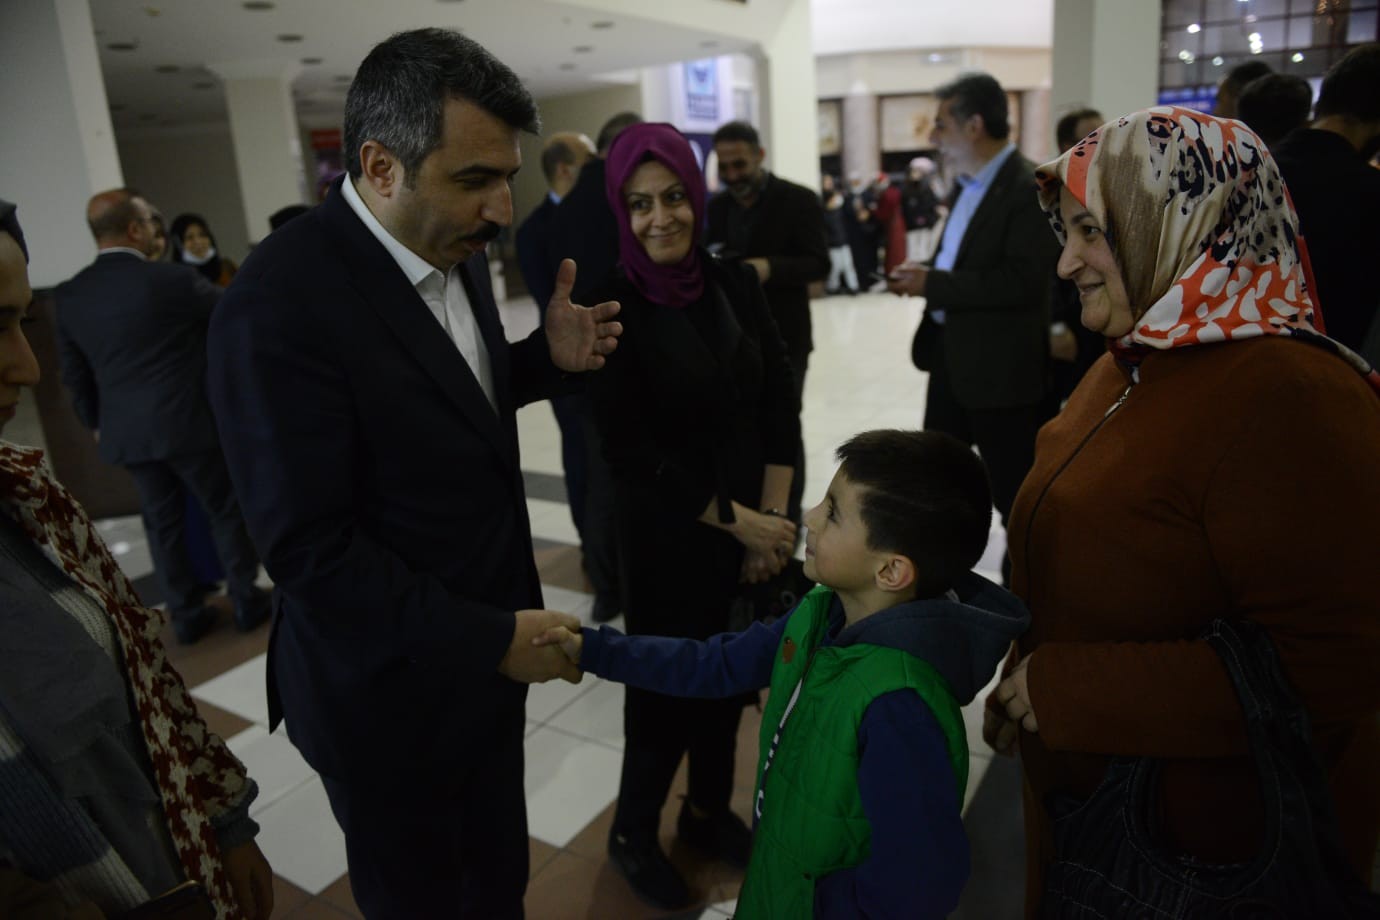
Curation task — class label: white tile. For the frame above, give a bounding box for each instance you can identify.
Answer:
[527,497,582,547]
[526,673,599,724]
[224,725,318,817]
[540,583,594,622]
[705,899,738,917]
[545,676,625,750]
[189,653,269,727]
[523,726,624,847]
[252,777,349,895]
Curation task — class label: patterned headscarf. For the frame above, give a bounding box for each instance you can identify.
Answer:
[604,123,706,309]
[1034,106,1379,390]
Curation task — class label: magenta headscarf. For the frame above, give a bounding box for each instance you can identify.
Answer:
[604,123,706,308]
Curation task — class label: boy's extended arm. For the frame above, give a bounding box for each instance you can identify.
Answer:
[575,615,789,698]
[813,690,970,919]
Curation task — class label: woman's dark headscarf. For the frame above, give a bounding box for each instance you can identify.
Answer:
[604,123,706,309]
[169,213,221,283]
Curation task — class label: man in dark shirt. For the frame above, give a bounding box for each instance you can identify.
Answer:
[1272,44,1380,353]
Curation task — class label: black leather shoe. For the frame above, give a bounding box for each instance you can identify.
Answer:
[591,592,620,624]
[677,800,752,869]
[172,606,218,645]
[234,587,271,633]
[608,831,692,910]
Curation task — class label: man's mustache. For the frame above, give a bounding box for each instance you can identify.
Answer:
[465,222,502,245]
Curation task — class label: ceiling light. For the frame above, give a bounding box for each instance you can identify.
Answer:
[277,33,304,43]
[573,45,593,53]
[301,57,323,65]
[591,21,614,29]
[928,52,944,63]
[192,80,215,89]
[106,41,138,51]
[1292,52,1304,62]
[700,40,719,48]
[1250,46,1263,54]
[559,62,576,70]
[1187,23,1201,33]
[1248,32,1261,41]
[242,1,275,8]
[1212,55,1225,66]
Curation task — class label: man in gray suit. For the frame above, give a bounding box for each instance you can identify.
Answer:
[55,189,268,643]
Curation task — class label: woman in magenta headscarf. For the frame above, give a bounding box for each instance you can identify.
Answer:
[583,123,800,908]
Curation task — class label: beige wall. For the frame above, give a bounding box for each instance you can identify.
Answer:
[115,127,252,266]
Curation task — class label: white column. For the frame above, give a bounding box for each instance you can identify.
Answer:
[754,0,820,188]
[1052,0,1162,128]
[0,0,123,287]
[842,87,879,185]
[208,60,308,246]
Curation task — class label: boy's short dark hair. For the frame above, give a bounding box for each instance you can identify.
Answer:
[1236,73,1313,146]
[836,430,991,598]
[935,73,1010,140]
[1315,43,1380,123]
[713,120,761,149]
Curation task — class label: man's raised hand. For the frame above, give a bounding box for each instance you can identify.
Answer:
[545,258,622,372]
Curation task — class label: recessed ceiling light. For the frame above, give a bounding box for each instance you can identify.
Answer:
[333,74,353,82]
[1186,23,1201,33]
[301,57,323,65]
[700,41,719,48]
[1292,52,1304,62]
[573,45,593,53]
[154,64,180,73]
[192,81,215,89]
[591,21,614,29]
[144,6,162,16]
[559,62,576,70]
[107,41,138,51]
[277,33,304,43]
[242,1,275,8]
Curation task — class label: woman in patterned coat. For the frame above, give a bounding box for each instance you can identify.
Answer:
[0,199,272,919]
[986,109,1380,915]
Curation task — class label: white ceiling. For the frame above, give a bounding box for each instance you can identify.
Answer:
[90,0,1053,133]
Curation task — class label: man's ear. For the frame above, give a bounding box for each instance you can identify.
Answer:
[358,141,402,198]
[875,554,917,594]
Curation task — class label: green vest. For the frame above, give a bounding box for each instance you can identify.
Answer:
[734,586,969,919]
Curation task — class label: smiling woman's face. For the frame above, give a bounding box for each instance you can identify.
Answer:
[1055,185,1135,337]
[624,160,694,266]
[0,233,39,435]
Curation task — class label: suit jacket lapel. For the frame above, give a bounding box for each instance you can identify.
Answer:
[458,256,517,436]
[320,185,511,463]
[953,152,1024,268]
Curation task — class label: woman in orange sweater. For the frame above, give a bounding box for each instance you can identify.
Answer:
[991,107,1380,914]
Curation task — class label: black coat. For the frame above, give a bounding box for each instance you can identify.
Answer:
[912,153,1058,410]
[586,256,799,638]
[1272,129,1380,352]
[706,174,830,357]
[515,194,557,315]
[547,158,621,304]
[206,177,564,786]
[54,252,223,465]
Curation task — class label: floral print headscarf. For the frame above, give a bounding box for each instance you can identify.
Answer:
[1034,106,1379,391]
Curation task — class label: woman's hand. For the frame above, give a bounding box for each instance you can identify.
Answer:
[995,654,1039,735]
[740,548,786,584]
[983,696,1020,756]
[730,508,797,559]
[223,840,274,920]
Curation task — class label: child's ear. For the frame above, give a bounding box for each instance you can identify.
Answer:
[875,554,916,593]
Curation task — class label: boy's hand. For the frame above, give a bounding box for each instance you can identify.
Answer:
[533,625,583,667]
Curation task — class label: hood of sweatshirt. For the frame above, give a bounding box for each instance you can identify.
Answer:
[827,571,1030,705]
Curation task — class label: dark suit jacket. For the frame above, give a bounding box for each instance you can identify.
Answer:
[515,195,557,315]
[206,178,564,786]
[1272,129,1380,352]
[54,252,223,465]
[912,153,1057,410]
[547,158,621,304]
[705,174,830,358]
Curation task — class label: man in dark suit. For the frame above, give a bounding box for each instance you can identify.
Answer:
[888,73,1058,530]
[516,132,596,562]
[1272,43,1380,355]
[543,111,641,623]
[205,28,621,918]
[706,120,827,524]
[54,188,268,644]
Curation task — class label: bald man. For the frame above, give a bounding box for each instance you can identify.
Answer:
[54,188,269,644]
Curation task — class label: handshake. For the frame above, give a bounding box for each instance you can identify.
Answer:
[496,608,588,685]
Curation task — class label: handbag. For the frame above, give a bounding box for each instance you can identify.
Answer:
[1040,618,1380,919]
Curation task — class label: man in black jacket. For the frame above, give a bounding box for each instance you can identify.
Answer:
[54,189,268,644]
[1271,43,1380,354]
[888,73,1057,534]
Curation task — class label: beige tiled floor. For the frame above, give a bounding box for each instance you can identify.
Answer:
[97,288,1011,918]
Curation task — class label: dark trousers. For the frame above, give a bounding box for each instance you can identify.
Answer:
[320,716,529,920]
[125,449,260,618]
[549,393,588,536]
[612,688,744,841]
[786,344,810,525]
[580,406,620,602]
[922,362,1045,526]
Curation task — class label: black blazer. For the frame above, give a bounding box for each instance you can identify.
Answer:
[206,178,564,785]
[586,256,799,637]
[547,158,621,305]
[705,174,830,357]
[515,195,557,315]
[912,153,1058,410]
[54,253,223,465]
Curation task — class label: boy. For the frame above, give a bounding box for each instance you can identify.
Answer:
[535,430,1030,918]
